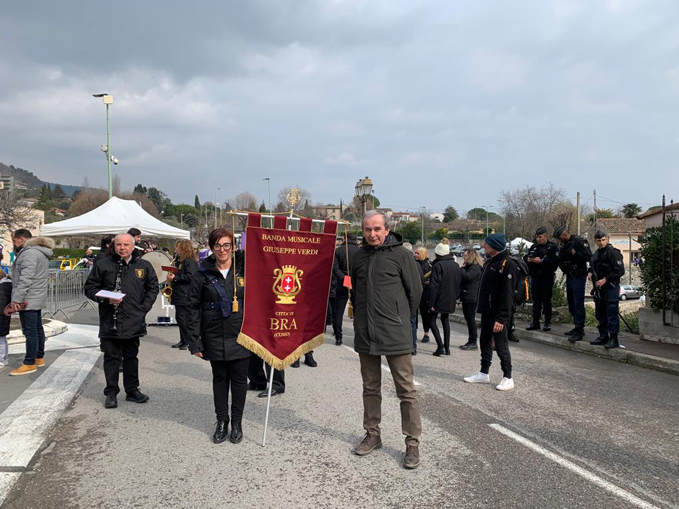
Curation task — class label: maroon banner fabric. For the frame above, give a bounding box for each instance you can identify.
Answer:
[237,222,336,369]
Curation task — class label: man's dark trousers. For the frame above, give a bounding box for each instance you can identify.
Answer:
[19,310,45,365]
[101,337,140,395]
[479,314,512,378]
[566,275,587,327]
[531,274,555,324]
[332,288,350,339]
[595,285,621,335]
[248,356,285,392]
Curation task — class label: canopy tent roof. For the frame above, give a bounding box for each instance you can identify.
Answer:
[40,197,190,239]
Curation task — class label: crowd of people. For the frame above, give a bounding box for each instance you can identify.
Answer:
[0,212,627,470]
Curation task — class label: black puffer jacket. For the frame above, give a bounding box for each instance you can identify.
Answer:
[459,263,482,304]
[185,253,250,362]
[350,232,422,356]
[476,249,518,324]
[0,280,12,337]
[171,257,199,306]
[428,254,461,313]
[417,258,432,305]
[333,240,359,296]
[84,253,159,339]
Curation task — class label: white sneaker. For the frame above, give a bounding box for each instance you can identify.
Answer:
[496,377,515,391]
[464,372,490,384]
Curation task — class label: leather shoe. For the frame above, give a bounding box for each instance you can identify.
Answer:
[104,393,117,409]
[444,348,451,355]
[421,335,430,343]
[604,335,620,349]
[304,354,317,367]
[590,334,608,346]
[543,323,551,331]
[258,389,284,398]
[213,420,228,444]
[433,348,444,357]
[459,342,477,350]
[125,390,149,403]
[335,338,342,346]
[526,323,540,331]
[568,328,584,343]
[171,341,185,349]
[564,328,576,336]
[291,359,300,368]
[230,421,243,444]
[247,382,266,391]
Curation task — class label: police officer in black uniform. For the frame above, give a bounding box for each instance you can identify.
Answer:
[554,226,592,342]
[588,230,625,349]
[524,227,560,331]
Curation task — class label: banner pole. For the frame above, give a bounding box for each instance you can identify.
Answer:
[261,362,275,447]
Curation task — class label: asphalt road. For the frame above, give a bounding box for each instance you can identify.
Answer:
[2,312,678,509]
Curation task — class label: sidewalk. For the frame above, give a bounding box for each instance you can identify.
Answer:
[449,313,679,376]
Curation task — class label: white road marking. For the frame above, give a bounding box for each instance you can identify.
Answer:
[0,473,21,506]
[341,344,422,386]
[0,348,101,468]
[489,424,661,509]
[8,324,100,355]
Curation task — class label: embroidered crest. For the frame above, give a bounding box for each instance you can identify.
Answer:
[237,277,245,287]
[135,268,145,279]
[272,265,303,304]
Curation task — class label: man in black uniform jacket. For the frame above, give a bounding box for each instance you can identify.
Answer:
[332,232,359,345]
[588,230,625,349]
[554,226,592,342]
[524,227,560,331]
[84,233,159,409]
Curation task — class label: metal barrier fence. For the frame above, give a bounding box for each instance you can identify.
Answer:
[44,268,95,319]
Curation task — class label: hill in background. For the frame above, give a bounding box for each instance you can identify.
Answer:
[0,161,84,196]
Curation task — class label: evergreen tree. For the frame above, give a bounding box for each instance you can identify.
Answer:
[52,184,66,200]
[194,195,201,209]
[259,201,267,213]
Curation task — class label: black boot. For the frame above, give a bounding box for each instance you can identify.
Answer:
[564,327,577,336]
[125,389,150,403]
[433,348,444,356]
[230,420,243,444]
[291,358,300,368]
[543,322,551,332]
[104,393,117,409]
[459,342,477,350]
[304,353,317,367]
[604,334,620,349]
[444,338,451,355]
[213,420,228,444]
[335,335,342,346]
[421,334,430,344]
[590,332,609,346]
[526,322,541,331]
[568,327,585,343]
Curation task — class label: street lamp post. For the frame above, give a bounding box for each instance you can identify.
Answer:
[420,206,427,244]
[481,205,490,237]
[180,213,184,230]
[93,94,116,199]
[354,176,373,218]
[214,187,220,228]
[263,177,272,213]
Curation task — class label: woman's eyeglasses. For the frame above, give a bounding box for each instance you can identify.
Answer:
[213,243,232,251]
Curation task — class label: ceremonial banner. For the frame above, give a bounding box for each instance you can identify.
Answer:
[237,214,337,370]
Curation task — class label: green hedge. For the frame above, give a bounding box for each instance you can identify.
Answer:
[52,248,88,259]
[640,217,679,313]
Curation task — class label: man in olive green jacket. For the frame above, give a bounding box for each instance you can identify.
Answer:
[350,211,423,469]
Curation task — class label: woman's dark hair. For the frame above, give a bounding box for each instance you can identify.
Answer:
[100,234,115,257]
[208,228,234,249]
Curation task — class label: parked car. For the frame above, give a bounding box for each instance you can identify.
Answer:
[619,285,643,300]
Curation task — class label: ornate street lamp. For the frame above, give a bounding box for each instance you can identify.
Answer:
[354,176,373,217]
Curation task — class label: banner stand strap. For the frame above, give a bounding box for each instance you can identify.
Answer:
[274,215,287,229]
[248,213,262,228]
[299,217,312,232]
[324,220,338,235]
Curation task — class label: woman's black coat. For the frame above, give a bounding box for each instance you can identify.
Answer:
[459,263,482,304]
[171,257,198,306]
[417,258,432,306]
[0,281,12,337]
[185,253,251,362]
[428,254,461,314]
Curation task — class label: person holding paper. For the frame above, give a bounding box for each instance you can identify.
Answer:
[84,233,159,409]
[167,240,199,350]
[185,228,250,445]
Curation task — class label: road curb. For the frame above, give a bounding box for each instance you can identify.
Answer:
[7,320,68,346]
[448,314,679,376]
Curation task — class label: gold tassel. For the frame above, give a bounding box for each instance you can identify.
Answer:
[232,296,239,313]
[348,299,354,318]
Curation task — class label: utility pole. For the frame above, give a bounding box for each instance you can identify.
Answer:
[576,191,581,235]
[629,232,633,285]
[593,189,597,234]
[420,206,426,244]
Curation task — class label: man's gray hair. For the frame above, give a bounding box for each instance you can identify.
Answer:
[114,233,135,244]
[362,210,391,229]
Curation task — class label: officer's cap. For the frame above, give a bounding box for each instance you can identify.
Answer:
[535,226,548,236]
[553,226,566,238]
[594,230,607,239]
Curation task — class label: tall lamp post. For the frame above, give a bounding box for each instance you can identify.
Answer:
[354,176,373,217]
[263,177,272,213]
[180,213,184,230]
[214,187,221,228]
[420,206,427,244]
[481,205,491,237]
[93,93,117,199]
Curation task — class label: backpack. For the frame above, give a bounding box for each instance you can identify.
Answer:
[500,256,530,306]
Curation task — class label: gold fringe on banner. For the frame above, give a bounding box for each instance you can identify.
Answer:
[237,332,326,371]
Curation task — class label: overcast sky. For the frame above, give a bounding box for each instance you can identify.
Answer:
[1,0,677,214]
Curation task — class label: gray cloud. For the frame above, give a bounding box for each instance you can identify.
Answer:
[1,0,677,215]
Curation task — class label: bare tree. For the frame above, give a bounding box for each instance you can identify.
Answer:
[230,192,258,212]
[69,188,160,218]
[277,186,311,211]
[0,191,39,236]
[499,183,570,239]
[112,174,122,196]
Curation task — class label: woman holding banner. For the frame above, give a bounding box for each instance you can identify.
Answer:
[186,228,249,444]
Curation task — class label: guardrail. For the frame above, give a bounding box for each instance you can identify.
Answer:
[44,268,95,319]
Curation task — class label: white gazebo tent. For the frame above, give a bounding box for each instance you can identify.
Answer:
[40,197,190,239]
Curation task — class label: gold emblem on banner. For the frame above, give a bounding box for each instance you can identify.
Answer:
[273,265,304,304]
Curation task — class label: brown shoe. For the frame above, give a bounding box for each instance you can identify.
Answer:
[35,358,45,368]
[10,364,37,376]
[403,445,420,469]
[354,433,382,456]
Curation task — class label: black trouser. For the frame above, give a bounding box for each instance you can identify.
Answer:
[326,298,334,326]
[210,358,249,422]
[174,305,190,345]
[418,300,431,334]
[101,337,140,396]
[429,311,450,349]
[248,356,285,392]
[462,301,478,343]
[531,273,555,324]
[332,289,350,339]
[479,314,512,378]
[595,285,621,336]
